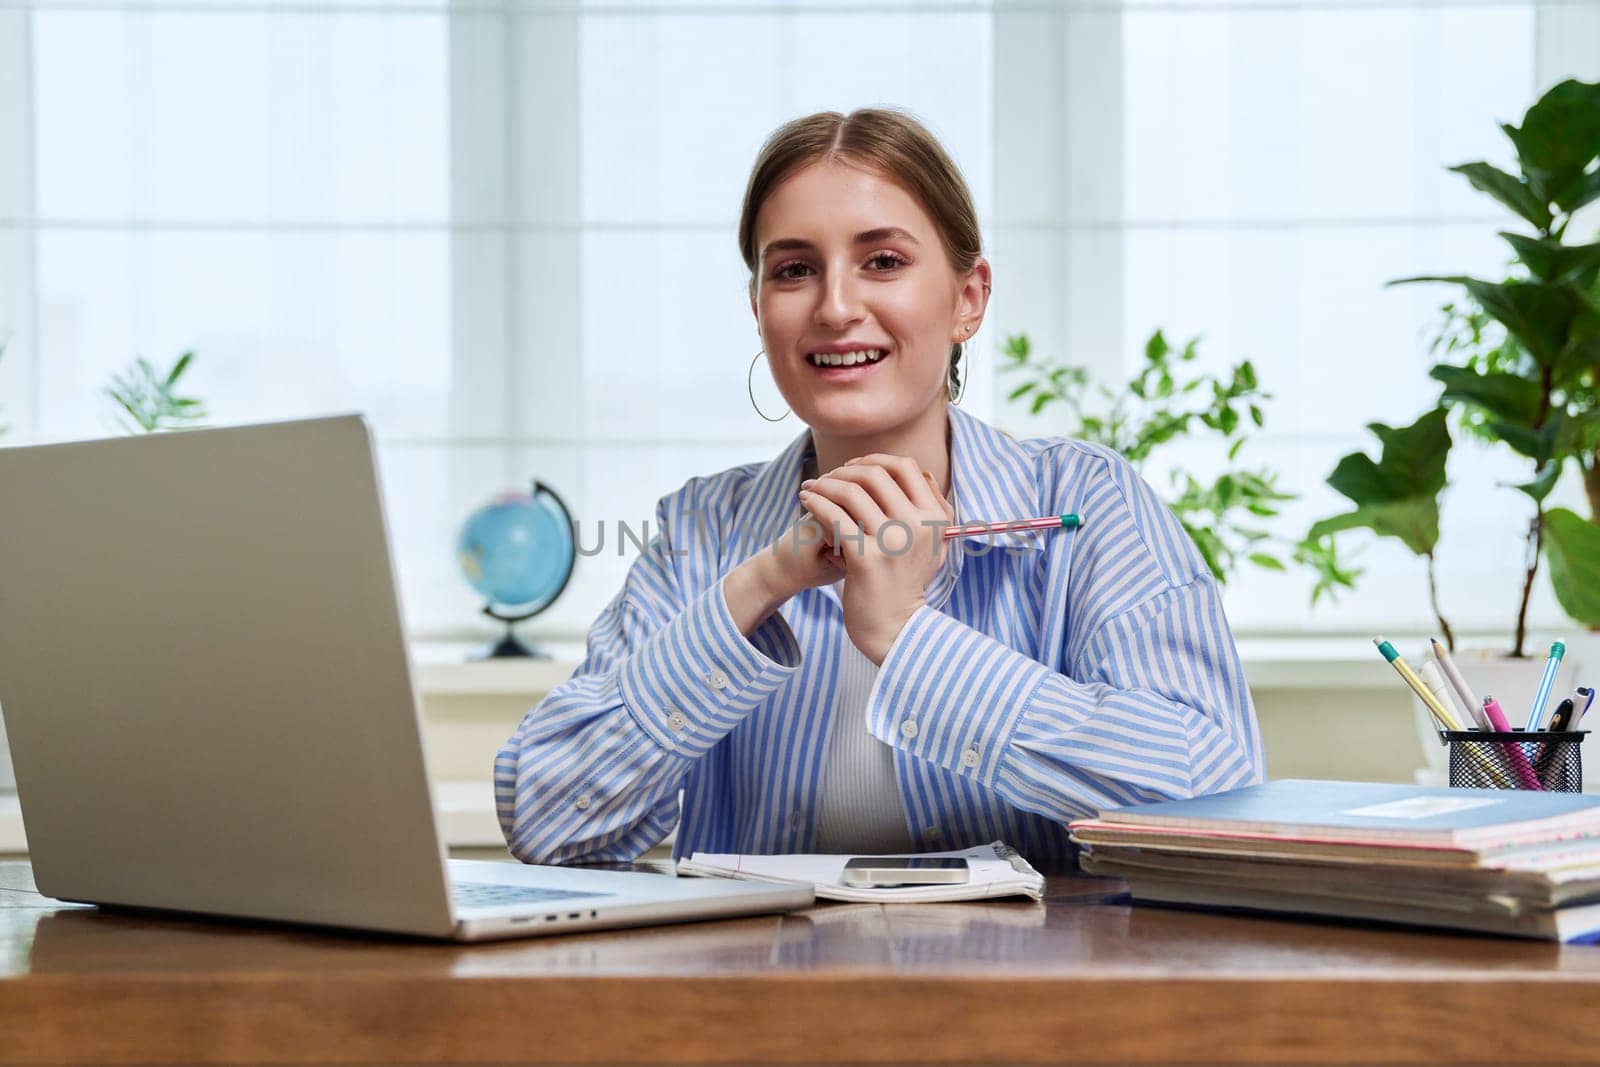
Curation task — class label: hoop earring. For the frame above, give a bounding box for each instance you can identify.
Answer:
[748,349,790,422]
[947,341,966,406]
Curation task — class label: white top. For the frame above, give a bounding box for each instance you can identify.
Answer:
[812,578,916,855]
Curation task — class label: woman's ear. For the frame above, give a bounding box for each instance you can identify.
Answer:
[953,257,992,338]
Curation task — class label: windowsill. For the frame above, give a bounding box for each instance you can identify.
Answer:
[0,780,578,855]
[412,635,1412,696]
[0,794,19,854]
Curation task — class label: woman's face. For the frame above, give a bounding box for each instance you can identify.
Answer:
[749,159,988,437]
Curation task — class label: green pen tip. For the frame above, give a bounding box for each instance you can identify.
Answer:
[1553,641,1566,658]
[1060,513,1083,529]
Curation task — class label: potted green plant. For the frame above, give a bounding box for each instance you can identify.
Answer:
[1309,79,1600,777]
[1001,328,1355,596]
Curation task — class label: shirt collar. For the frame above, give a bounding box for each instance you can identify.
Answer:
[729,405,1045,564]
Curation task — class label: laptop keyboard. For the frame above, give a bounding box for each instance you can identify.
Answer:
[451,880,615,908]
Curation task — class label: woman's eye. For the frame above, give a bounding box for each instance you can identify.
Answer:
[773,254,904,280]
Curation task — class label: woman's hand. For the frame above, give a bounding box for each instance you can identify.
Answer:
[798,453,955,664]
[723,493,849,638]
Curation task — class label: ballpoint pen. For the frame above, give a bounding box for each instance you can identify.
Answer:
[1534,698,1579,778]
[942,513,1082,541]
[1570,686,1595,726]
[1549,698,1579,734]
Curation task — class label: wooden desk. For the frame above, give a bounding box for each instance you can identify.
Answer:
[3,859,1600,1065]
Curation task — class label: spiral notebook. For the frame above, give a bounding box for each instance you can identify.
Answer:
[675,840,1045,902]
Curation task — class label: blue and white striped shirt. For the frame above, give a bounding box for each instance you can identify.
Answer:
[494,404,1265,873]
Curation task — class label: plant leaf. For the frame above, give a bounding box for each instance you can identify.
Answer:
[1430,364,1542,423]
[1312,408,1451,556]
[1509,460,1563,504]
[1499,232,1600,289]
[1448,161,1553,231]
[1502,80,1600,205]
[1544,507,1600,626]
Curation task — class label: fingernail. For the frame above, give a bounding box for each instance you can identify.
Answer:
[800,478,816,488]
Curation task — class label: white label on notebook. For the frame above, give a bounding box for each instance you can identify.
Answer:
[1340,796,1501,820]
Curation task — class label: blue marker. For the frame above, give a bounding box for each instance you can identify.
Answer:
[1525,641,1566,730]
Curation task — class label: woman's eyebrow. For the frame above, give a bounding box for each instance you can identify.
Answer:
[760,227,921,260]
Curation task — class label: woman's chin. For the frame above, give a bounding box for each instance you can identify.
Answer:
[796,394,919,438]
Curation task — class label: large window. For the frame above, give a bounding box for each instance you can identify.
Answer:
[1,1,1593,642]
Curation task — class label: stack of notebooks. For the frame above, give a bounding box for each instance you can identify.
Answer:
[1068,779,1600,942]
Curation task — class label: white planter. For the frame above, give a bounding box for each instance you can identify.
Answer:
[1413,646,1583,787]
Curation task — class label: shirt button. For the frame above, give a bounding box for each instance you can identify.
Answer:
[961,748,980,769]
[668,711,689,732]
[900,719,920,739]
[574,793,592,811]
[922,827,943,843]
[707,669,729,690]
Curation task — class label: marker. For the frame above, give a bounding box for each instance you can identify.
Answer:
[1482,697,1544,791]
[1525,641,1566,731]
[1430,638,1489,729]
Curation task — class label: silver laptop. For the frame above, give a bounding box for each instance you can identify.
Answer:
[0,414,813,940]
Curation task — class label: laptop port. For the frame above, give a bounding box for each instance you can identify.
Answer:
[567,912,581,919]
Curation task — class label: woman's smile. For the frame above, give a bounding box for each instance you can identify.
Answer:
[804,345,891,382]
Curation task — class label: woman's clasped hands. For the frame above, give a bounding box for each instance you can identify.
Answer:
[759,453,954,665]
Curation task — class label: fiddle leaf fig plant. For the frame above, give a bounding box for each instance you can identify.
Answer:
[1386,78,1600,655]
[1001,329,1357,601]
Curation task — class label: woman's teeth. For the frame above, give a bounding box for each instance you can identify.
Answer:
[807,349,886,368]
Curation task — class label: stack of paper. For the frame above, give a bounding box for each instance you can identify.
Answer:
[676,841,1045,902]
[1069,779,1600,942]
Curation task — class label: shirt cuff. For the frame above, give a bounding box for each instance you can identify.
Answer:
[864,605,1049,787]
[618,576,801,759]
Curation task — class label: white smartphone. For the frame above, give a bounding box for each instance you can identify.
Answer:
[840,855,971,888]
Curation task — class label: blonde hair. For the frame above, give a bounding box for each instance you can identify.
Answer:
[737,108,983,396]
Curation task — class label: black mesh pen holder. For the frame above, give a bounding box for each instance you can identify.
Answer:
[1441,729,1586,792]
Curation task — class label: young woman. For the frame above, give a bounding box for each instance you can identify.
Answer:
[495,108,1263,872]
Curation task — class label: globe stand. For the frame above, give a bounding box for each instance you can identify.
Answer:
[478,605,550,660]
[459,477,577,662]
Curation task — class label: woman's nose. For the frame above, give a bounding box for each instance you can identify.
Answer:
[815,266,865,331]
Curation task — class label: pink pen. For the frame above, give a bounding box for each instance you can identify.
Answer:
[944,513,1082,541]
[1482,696,1543,791]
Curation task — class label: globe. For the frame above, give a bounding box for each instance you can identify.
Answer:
[456,479,575,658]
